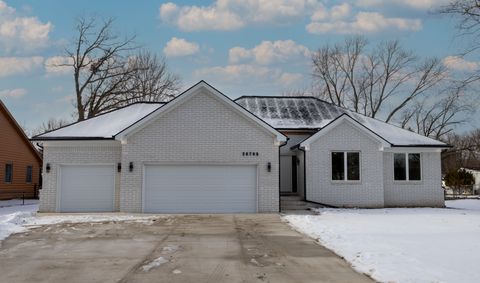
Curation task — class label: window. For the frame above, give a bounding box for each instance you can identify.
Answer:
[332,151,360,181]
[26,166,33,183]
[5,164,12,183]
[394,153,421,181]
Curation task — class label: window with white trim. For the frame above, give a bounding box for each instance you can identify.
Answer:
[332,151,360,181]
[394,153,421,181]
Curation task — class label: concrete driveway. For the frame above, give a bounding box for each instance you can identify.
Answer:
[0,214,373,283]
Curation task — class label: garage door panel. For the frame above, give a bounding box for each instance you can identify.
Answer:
[59,165,114,212]
[144,165,256,213]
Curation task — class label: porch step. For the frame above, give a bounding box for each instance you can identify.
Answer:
[280,195,324,212]
[280,195,303,201]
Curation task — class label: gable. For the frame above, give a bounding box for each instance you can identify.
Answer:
[0,101,41,162]
[235,96,448,148]
[116,81,286,143]
[300,115,390,151]
[131,89,279,145]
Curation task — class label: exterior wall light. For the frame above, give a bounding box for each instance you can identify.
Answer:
[129,162,134,172]
[267,162,271,172]
[117,163,122,172]
[46,163,51,173]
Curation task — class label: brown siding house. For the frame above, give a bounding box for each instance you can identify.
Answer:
[0,100,42,200]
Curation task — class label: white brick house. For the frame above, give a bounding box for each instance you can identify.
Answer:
[33,81,449,213]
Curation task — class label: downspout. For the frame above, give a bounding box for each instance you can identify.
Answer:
[278,138,289,212]
[299,147,307,201]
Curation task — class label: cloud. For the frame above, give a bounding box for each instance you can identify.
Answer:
[0,56,44,77]
[311,3,351,21]
[0,88,27,98]
[194,64,303,87]
[330,3,351,19]
[44,56,73,75]
[163,37,200,58]
[229,40,310,65]
[279,72,304,86]
[443,56,479,71]
[0,1,52,52]
[356,0,449,10]
[307,12,422,34]
[159,0,320,31]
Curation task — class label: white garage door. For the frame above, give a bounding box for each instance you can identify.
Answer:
[59,165,115,212]
[144,165,257,213]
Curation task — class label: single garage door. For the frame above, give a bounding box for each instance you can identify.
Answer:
[144,165,257,213]
[59,165,115,212]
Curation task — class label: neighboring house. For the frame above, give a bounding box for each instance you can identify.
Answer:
[32,81,449,213]
[0,100,42,200]
[462,168,480,193]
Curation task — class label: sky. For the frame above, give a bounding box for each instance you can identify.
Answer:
[0,0,478,133]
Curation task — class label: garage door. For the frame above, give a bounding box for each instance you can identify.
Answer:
[144,165,257,213]
[59,165,115,212]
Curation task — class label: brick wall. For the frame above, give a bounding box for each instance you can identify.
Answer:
[39,143,121,212]
[305,120,385,207]
[120,90,279,212]
[383,151,444,207]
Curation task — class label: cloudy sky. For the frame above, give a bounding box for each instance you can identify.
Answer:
[0,0,477,132]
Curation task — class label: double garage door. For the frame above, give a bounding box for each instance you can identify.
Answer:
[59,164,257,213]
[144,165,257,213]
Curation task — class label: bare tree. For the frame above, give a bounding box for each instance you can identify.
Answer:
[124,51,180,102]
[439,1,480,55]
[312,36,454,137]
[442,128,480,173]
[400,83,473,140]
[31,118,71,137]
[62,17,180,121]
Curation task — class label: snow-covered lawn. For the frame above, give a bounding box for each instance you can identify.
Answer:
[284,200,480,283]
[0,199,159,242]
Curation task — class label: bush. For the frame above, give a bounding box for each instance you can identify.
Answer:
[444,169,475,194]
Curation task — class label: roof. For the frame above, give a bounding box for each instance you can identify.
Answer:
[235,96,449,147]
[0,99,42,161]
[32,102,163,140]
[32,81,287,143]
[115,81,286,142]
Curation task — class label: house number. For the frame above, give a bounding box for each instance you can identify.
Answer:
[242,152,259,156]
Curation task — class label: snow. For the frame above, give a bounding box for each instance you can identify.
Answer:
[0,201,38,241]
[35,103,162,139]
[284,204,480,283]
[142,256,168,272]
[236,96,447,147]
[446,199,480,210]
[349,111,446,146]
[0,200,160,242]
[162,244,180,254]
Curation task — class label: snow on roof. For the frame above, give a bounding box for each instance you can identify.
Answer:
[34,103,163,139]
[236,96,447,147]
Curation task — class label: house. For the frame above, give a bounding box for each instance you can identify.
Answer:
[462,168,480,194]
[32,81,449,213]
[0,100,42,200]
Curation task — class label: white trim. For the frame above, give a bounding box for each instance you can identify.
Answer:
[330,151,362,183]
[115,81,286,143]
[384,147,442,153]
[300,115,390,150]
[141,162,259,213]
[393,153,422,182]
[56,163,116,212]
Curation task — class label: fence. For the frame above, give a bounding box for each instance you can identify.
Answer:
[444,185,479,200]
